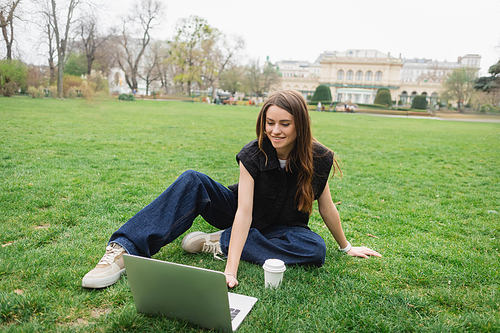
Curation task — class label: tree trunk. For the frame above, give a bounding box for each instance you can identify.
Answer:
[49,59,56,84]
[87,54,93,75]
[57,54,64,98]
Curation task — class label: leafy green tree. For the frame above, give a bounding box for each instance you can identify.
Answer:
[475,76,498,92]
[443,67,477,112]
[219,64,244,94]
[411,95,428,110]
[474,60,500,110]
[64,53,87,76]
[168,16,218,95]
[374,88,392,106]
[311,85,332,103]
[0,59,27,97]
[475,60,500,93]
[242,58,280,97]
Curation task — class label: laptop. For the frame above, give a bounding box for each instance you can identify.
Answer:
[122,254,258,332]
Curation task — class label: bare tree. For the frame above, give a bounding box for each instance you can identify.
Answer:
[243,58,281,97]
[0,0,22,60]
[115,0,163,92]
[44,12,56,83]
[77,10,110,75]
[202,34,245,98]
[155,41,171,93]
[417,61,448,83]
[244,59,262,97]
[443,67,478,112]
[138,40,162,95]
[44,0,82,97]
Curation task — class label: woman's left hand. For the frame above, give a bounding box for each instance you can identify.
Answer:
[347,246,382,258]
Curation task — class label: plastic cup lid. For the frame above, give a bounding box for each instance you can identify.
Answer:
[262,259,286,273]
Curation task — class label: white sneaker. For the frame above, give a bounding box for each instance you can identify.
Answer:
[82,243,126,288]
[181,230,224,260]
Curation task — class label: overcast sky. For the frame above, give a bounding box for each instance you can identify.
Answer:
[13,0,500,76]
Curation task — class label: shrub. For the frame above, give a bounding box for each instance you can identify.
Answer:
[85,75,108,94]
[411,95,428,110]
[0,60,27,97]
[27,86,44,98]
[374,89,392,106]
[47,85,57,97]
[79,81,95,101]
[63,74,83,98]
[27,65,46,88]
[118,93,135,101]
[1,82,19,97]
[311,85,332,103]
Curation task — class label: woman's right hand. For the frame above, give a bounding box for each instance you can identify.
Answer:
[225,273,239,288]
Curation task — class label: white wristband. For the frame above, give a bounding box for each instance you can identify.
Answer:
[339,241,351,253]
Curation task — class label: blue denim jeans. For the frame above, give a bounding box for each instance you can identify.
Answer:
[110,170,326,266]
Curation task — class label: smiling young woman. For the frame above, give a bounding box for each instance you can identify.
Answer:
[82,90,381,290]
[264,105,297,159]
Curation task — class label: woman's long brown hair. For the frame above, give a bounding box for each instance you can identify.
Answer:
[256,90,316,214]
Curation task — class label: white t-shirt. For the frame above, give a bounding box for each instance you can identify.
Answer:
[279,159,287,169]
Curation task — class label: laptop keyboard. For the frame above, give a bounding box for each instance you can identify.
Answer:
[230,308,241,321]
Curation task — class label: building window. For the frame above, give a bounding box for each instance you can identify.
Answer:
[337,93,343,102]
[347,70,353,80]
[366,71,372,81]
[375,71,382,81]
[337,70,344,80]
[356,71,363,81]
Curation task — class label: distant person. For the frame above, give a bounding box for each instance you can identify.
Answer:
[82,90,381,289]
[317,101,322,111]
[329,102,333,112]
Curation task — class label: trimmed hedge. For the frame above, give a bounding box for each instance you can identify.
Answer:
[411,95,428,110]
[374,89,392,106]
[311,85,332,103]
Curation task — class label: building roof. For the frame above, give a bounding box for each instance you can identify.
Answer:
[317,49,397,63]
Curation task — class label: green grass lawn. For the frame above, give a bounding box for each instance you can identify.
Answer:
[1,97,499,332]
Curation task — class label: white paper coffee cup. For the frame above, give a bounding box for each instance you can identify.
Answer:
[263,259,286,288]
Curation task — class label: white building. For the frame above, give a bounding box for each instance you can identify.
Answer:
[274,50,481,106]
[400,54,481,83]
